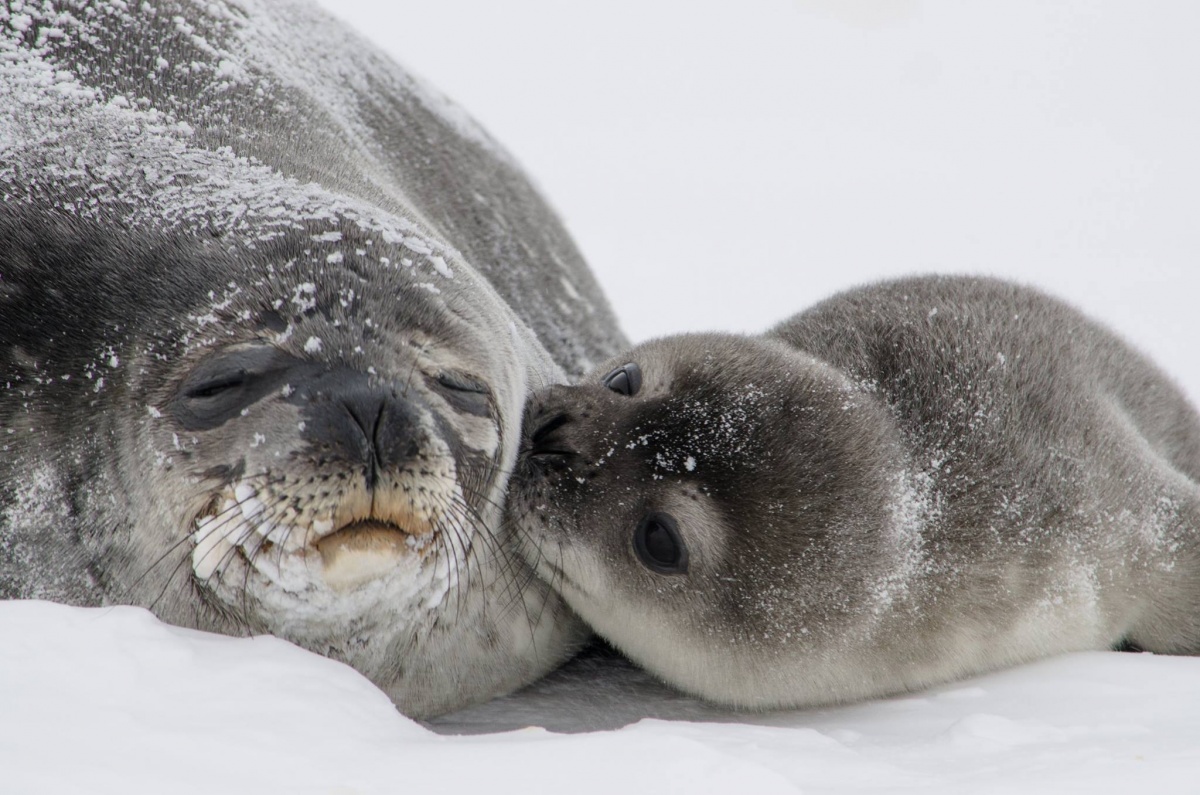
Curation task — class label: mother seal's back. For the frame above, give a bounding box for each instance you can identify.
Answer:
[515,276,1200,709]
[0,1,625,717]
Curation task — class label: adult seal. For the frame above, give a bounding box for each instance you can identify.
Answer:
[0,1,626,718]
[514,276,1200,710]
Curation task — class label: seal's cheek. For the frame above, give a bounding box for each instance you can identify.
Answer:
[423,369,503,460]
[441,409,500,459]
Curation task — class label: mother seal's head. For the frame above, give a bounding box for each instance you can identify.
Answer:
[1,0,624,718]
[0,208,582,718]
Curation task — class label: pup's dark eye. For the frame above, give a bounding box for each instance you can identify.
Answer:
[602,362,642,396]
[633,512,688,575]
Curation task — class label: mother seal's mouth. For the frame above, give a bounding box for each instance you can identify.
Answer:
[190,479,438,590]
[316,519,431,591]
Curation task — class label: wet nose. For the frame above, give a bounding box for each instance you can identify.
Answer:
[527,411,575,460]
[301,376,422,485]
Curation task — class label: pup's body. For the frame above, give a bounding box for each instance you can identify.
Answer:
[513,276,1200,708]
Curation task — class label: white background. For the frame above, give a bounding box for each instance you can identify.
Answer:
[322,0,1200,401]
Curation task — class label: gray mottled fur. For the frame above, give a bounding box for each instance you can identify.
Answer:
[514,275,1200,709]
[1,0,626,718]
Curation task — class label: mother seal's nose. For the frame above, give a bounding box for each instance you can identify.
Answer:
[301,375,423,484]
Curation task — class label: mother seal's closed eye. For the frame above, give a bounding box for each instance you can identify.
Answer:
[512,275,1200,709]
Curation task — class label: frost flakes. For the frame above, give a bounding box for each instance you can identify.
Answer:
[429,255,454,279]
[560,277,581,301]
[292,284,317,314]
[405,238,432,256]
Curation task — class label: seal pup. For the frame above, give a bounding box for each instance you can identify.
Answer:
[0,1,626,718]
[513,275,1200,709]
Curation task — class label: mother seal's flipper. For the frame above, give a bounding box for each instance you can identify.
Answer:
[513,276,1200,709]
[1,1,625,718]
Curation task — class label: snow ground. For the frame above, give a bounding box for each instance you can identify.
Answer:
[3,601,1199,794]
[6,1,1200,792]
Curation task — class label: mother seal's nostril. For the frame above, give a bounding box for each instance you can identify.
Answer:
[341,395,384,443]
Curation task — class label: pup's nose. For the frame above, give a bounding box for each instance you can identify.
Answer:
[527,411,575,460]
